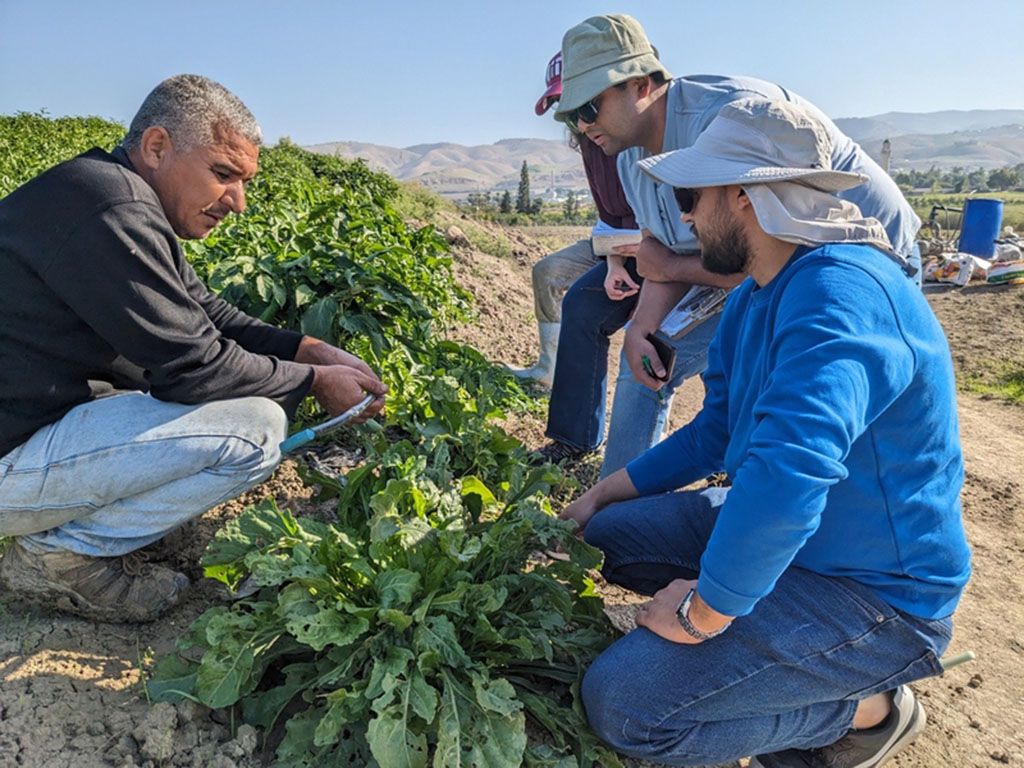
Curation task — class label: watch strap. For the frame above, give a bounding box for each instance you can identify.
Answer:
[675,588,729,641]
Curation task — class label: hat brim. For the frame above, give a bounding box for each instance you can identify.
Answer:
[638,145,868,193]
[555,53,670,115]
[534,82,562,116]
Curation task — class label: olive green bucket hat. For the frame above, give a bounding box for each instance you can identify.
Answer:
[555,14,672,116]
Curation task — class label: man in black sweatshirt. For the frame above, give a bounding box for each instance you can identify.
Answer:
[0,75,386,622]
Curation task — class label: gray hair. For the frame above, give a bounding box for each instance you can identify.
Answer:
[122,74,262,153]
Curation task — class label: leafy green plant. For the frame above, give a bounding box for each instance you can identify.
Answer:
[149,465,621,767]
[0,111,124,197]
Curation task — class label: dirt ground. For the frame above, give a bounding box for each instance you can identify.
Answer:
[1,221,1022,768]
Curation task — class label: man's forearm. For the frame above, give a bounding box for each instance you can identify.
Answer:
[649,254,745,287]
[589,467,641,509]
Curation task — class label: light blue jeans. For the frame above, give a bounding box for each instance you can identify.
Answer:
[601,314,720,478]
[581,488,952,766]
[0,392,286,557]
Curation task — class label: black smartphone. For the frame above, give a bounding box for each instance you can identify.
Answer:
[645,333,676,382]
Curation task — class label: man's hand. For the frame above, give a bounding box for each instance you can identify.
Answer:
[603,254,640,301]
[624,326,667,391]
[635,237,676,281]
[559,493,602,537]
[635,579,733,644]
[557,468,640,538]
[309,365,387,422]
[295,336,378,379]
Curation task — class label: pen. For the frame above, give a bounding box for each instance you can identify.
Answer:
[641,355,666,401]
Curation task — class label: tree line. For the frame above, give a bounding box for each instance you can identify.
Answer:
[894,163,1024,193]
[463,160,591,224]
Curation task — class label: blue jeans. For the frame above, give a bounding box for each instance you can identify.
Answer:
[546,262,721,478]
[582,488,952,766]
[0,392,286,557]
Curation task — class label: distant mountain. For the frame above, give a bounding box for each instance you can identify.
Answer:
[835,110,1024,143]
[307,109,1024,197]
[305,137,586,198]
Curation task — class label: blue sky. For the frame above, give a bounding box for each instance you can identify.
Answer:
[2,0,1021,148]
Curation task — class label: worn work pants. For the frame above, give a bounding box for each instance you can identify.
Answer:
[581,487,952,766]
[531,238,598,323]
[0,392,285,557]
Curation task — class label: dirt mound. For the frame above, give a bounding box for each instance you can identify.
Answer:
[1,225,1021,768]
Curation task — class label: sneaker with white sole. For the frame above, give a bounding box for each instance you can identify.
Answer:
[751,685,926,768]
[0,540,189,623]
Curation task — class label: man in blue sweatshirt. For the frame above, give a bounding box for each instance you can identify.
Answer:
[560,98,970,768]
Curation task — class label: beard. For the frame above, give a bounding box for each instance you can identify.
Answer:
[697,217,751,275]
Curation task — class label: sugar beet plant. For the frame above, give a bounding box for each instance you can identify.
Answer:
[149,440,621,767]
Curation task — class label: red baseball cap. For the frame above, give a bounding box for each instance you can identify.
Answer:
[534,52,563,116]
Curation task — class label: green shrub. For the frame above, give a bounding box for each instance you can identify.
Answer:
[0,111,124,197]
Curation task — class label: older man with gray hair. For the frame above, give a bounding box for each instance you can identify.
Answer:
[0,75,386,622]
[560,99,970,767]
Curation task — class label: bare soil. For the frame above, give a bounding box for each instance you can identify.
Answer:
[1,223,1021,768]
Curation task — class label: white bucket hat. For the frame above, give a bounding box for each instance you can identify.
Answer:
[638,98,866,193]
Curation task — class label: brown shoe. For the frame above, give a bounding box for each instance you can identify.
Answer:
[0,541,189,622]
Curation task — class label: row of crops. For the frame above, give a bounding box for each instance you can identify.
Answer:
[1,113,622,767]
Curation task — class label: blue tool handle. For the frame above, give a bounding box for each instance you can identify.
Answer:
[279,393,377,454]
[280,428,316,454]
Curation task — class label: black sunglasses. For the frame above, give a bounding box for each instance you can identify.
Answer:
[562,98,601,128]
[673,187,701,214]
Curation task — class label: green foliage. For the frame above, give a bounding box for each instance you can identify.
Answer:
[960,363,1024,404]
[184,143,472,359]
[150,459,620,767]
[894,163,1024,195]
[0,111,124,197]
[396,181,456,222]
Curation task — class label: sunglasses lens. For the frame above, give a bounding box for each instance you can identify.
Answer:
[578,101,599,124]
[674,188,695,214]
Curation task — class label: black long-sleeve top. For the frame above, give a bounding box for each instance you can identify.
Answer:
[0,146,314,457]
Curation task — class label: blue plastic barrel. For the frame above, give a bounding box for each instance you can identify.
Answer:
[958,198,1004,258]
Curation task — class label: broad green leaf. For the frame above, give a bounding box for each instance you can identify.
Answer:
[300,296,338,339]
[471,672,521,717]
[367,670,434,768]
[145,654,197,704]
[377,608,414,632]
[414,615,471,669]
[196,645,254,708]
[434,669,525,768]
[286,605,369,651]
[376,568,421,610]
[294,283,316,307]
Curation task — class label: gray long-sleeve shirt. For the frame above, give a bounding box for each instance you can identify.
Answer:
[0,146,314,457]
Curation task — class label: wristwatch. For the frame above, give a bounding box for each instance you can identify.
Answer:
[675,588,730,641]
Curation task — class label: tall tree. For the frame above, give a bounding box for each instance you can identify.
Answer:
[516,160,531,213]
[563,190,579,223]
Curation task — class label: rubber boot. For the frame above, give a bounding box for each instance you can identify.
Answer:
[509,323,559,388]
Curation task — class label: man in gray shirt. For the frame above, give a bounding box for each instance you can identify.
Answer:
[0,75,386,622]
